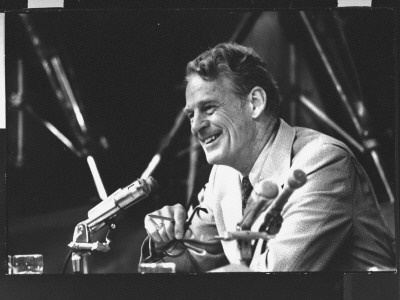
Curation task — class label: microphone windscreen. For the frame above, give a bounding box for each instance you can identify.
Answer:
[287,169,307,189]
[254,180,279,199]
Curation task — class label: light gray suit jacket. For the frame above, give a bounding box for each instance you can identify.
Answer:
[140,119,395,272]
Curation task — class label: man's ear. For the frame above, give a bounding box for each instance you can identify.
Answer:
[249,86,267,118]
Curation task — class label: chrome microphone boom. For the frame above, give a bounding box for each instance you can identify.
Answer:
[84,176,158,233]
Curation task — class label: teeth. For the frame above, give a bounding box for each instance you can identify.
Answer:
[205,135,217,144]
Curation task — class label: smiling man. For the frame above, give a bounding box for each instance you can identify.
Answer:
[185,73,274,175]
[140,43,395,272]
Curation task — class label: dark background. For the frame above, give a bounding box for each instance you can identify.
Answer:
[3,8,398,299]
[5,10,245,274]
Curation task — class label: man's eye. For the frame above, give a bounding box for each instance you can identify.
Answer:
[187,113,194,120]
[205,106,216,115]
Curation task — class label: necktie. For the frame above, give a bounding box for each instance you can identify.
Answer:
[241,176,253,213]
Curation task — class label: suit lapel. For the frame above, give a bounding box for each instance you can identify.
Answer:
[259,119,296,188]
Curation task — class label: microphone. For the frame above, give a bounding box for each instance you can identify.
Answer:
[84,176,159,232]
[238,180,279,230]
[261,169,307,234]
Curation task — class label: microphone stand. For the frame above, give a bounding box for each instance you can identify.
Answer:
[68,220,115,274]
[67,177,158,274]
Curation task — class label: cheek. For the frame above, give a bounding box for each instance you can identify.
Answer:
[219,109,246,128]
[228,117,248,136]
[232,120,253,149]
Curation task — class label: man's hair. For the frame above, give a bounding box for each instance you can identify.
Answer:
[186,42,280,117]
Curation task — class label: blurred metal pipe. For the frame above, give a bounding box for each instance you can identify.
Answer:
[51,56,88,134]
[16,109,24,167]
[298,95,364,153]
[288,43,297,125]
[87,155,108,201]
[370,150,395,204]
[23,103,81,157]
[20,14,89,149]
[299,11,364,137]
[13,59,25,168]
[141,108,187,179]
[229,12,263,43]
[176,142,201,158]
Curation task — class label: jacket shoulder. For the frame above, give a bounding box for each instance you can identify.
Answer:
[290,127,357,175]
[293,127,354,156]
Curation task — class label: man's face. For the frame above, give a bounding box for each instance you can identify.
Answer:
[185,74,255,169]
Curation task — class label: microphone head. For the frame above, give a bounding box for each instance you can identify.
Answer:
[254,180,279,199]
[287,169,307,189]
[145,176,159,192]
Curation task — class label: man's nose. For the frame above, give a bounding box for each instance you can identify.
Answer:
[191,112,208,135]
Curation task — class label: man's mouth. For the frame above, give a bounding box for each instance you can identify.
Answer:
[203,133,222,145]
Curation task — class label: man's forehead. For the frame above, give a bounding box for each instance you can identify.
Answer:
[186,73,206,87]
[185,85,221,110]
[186,74,231,98]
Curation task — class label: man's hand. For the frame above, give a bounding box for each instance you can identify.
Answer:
[144,204,187,249]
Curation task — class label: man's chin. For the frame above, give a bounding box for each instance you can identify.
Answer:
[205,156,215,165]
[205,152,223,166]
